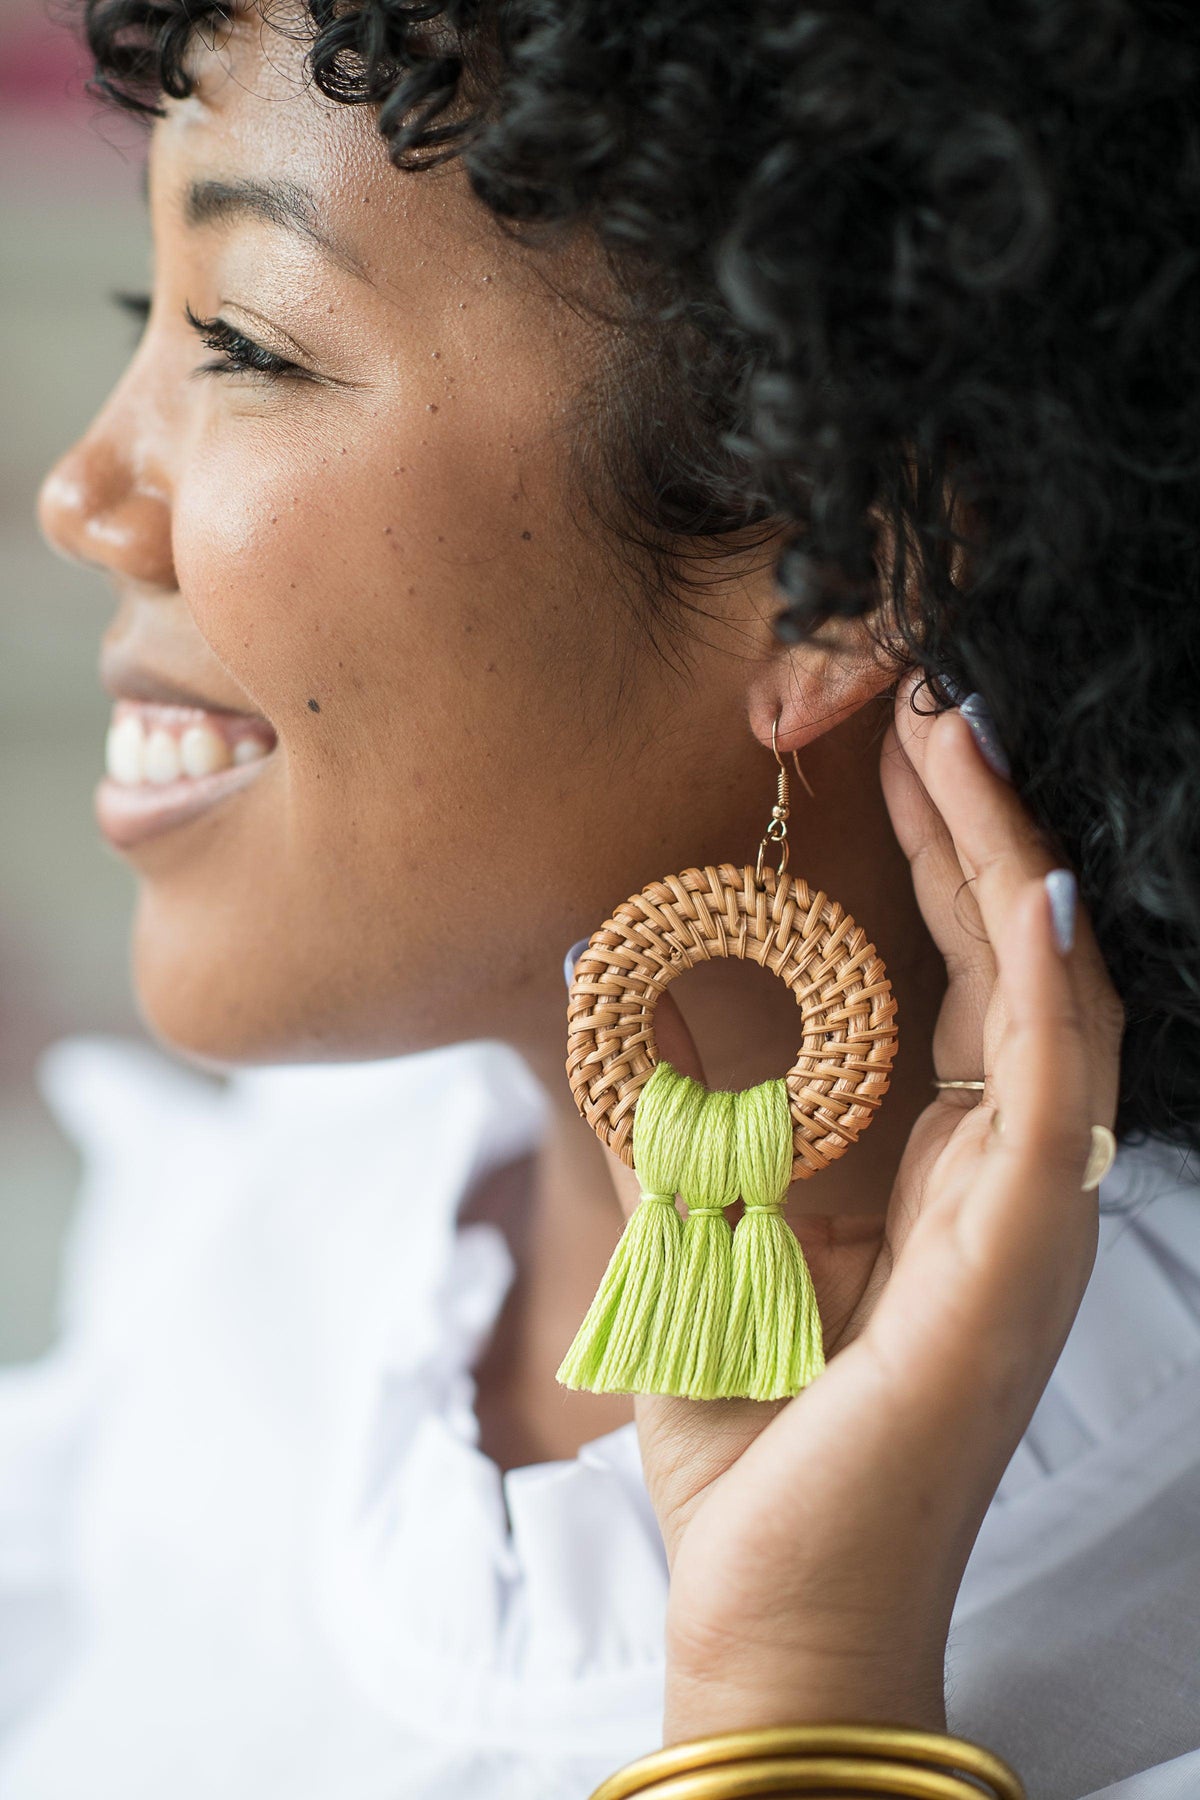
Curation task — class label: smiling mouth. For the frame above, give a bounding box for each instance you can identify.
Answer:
[95,697,279,850]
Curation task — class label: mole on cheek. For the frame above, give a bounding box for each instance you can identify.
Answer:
[307,698,321,713]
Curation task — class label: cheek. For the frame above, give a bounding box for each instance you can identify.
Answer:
[128,360,670,1063]
[171,411,409,733]
[170,397,609,832]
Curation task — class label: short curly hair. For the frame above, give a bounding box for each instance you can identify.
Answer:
[65,0,1200,1161]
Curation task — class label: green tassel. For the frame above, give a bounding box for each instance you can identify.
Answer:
[725,1077,826,1400]
[658,1084,737,1398]
[555,1060,700,1394]
[556,1058,826,1401]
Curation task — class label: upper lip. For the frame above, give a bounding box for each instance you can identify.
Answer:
[99,644,265,719]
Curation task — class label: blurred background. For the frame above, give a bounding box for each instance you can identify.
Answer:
[1,0,150,1362]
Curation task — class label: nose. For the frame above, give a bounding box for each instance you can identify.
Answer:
[35,387,176,590]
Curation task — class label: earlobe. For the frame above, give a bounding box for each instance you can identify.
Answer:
[744,613,899,761]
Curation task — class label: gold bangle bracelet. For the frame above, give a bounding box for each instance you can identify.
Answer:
[588,1725,1025,1800]
[589,1764,996,1799]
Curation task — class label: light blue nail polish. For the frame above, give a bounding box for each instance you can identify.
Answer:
[563,937,590,991]
[1045,869,1078,955]
[938,672,970,704]
[959,692,1013,781]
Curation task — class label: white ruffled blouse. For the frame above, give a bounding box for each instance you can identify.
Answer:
[1,1033,1199,1800]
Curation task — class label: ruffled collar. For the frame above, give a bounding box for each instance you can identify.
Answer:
[289,1039,669,1760]
[31,1031,1200,1761]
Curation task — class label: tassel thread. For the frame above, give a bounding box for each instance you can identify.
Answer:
[555,1059,825,1399]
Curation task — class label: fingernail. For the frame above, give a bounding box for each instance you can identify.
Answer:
[1044,869,1077,955]
[937,672,969,704]
[563,937,590,991]
[958,692,1012,781]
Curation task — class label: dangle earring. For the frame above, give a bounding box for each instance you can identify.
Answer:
[557,714,899,1402]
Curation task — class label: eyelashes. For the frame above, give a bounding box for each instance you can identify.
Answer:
[182,299,302,381]
[108,289,304,382]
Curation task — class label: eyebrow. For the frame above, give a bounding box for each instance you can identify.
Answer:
[158,170,373,285]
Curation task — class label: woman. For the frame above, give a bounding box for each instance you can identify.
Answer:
[3,0,1197,1794]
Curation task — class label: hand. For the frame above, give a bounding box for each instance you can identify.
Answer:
[586,667,1125,1743]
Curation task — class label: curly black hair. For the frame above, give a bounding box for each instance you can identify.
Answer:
[64,0,1200,1161]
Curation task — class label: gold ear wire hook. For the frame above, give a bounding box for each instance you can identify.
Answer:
[773,711,816,800]
[755,710,815,887]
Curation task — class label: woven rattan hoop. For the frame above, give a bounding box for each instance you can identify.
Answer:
[565,862,898,1185]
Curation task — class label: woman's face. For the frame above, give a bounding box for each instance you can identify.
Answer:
[35,7,782,1068]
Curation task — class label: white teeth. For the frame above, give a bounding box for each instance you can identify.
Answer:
[106,714,145,785]
[105,706,274,785]
[144,727,182,785]
[180,724,232,778]
[232,737,269,764]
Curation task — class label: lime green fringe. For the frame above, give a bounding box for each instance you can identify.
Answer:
[555,1059,826,1401]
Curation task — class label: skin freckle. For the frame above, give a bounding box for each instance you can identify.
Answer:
[307,698,321,712]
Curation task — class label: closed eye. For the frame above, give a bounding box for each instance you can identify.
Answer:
[181,299,303,381]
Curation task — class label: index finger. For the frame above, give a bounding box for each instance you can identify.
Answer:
[920,705,1124,1130]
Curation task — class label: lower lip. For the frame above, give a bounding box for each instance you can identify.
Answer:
[94,748,276,849]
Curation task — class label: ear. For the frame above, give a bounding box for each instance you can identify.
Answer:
[742,591,901,760]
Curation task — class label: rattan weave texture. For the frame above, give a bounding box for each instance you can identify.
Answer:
[565,863,898,1184]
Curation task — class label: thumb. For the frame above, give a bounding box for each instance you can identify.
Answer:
[648,984,708,1089]
[563,937,708,1221]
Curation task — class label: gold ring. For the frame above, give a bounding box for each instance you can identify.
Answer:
[934,1086,1115,1187]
